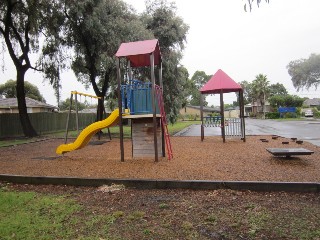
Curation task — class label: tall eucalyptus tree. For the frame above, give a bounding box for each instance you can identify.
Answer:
[0,0,65,137]
[142,0,189,123]
[63,0,152,121]
[287,53,320,91]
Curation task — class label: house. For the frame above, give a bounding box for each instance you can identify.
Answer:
[180,105,247,119]
[224,106,240,118]
[251,100,272,115]
[180,105,220,119]
[303,98,320,108]
[0,97,58,114]
[244,104,252,117]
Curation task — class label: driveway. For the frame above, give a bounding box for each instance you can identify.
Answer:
[175,118,320,146]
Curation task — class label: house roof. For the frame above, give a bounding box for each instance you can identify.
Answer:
[200,69,242,94]
[187,105,220,113]
[0,97,57,109]
[303,98,320,106]
[115,39,161,67]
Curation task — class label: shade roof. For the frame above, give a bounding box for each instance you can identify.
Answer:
[115,39,161,67]
[200,69,242,94]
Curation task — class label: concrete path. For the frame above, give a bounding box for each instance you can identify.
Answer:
[174,118,320,146]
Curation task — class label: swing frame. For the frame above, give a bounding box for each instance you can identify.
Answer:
[64,91,102,143]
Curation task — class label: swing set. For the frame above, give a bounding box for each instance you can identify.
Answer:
[64,90,110,144]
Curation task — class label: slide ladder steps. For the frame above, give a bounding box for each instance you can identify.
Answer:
[156,86,173,160]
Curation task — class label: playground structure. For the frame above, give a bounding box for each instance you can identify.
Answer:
[56,90,114,154]
[200,69,246,142]
[56,39,172,161]
[56,109,122,154]
[63,91,107,144]
[116,39,172,162]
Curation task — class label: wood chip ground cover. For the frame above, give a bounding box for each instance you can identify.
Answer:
[0,136,319,182]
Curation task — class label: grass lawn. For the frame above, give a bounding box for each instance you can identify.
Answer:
[1,184,319,240]
[0,138,49,148]
[0,187,81,239]
[274,117,318,121]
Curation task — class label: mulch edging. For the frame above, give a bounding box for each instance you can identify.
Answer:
[0,174,319,193]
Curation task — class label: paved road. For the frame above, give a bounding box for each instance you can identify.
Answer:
[175,118,320,146]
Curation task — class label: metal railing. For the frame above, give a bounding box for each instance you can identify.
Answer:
[204,116,222,127]
[204,116,243,138]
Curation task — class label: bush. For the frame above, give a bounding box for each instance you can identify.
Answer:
[265,112,280,119]
[182,114,198,121]
[284,112,297,118]
[208,112,220,117]
[178,114,185,121]
[188,114,195,121]
[249,112,256,118]
[296,107,302,117]
[313,108,320,118]
[314,111,320,118]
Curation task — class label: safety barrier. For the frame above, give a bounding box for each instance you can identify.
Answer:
[225,118,243,138]
[204,116,243,138]
[121,80,159,115]
[204,116,221,127]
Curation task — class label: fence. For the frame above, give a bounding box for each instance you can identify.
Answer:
[0,112,96,138]
[204,116,244,138]
[204,116,221,127]
[225,118,243,138]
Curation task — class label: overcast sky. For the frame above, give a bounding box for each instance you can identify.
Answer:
[1,0,319,106]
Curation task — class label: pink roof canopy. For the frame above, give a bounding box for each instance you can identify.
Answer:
[115,39,161,67]
[200,69,242,94]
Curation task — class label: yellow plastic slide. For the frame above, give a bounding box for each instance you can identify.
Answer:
[56,109,121,154]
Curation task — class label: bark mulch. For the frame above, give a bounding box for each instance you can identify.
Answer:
[0,136,319,182]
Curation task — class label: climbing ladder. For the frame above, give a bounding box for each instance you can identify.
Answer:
[156,86,173,160]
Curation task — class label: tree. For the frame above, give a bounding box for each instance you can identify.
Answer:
[224,103,234,109]
[142,0,189,123]
[189,91,208,106]
[244,0,270,12]
[269,95,305,108]
[58,98,87,111]
[268,95,285,108]
[269,83,288,97]
[283,95,304,108]
[0,79,46,102]
[287,53,320,91]
[191,71,211,89]
[187,71,210,106]
[178,66,190,108]
[238,80,253,104]
[0,0,65,137]
[64,0,152,122]
[251,74,270,118]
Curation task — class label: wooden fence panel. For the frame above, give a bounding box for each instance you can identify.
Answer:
[0,113,96,138]
[0,114,23,137]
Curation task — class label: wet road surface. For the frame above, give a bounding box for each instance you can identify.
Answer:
[175,118,320,146]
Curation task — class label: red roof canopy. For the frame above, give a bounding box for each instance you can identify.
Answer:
[200,69,242,94]
[115,39,161,67]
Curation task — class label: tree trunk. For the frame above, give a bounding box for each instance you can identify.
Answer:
[16,68,38,137]
[96,97,105,121]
